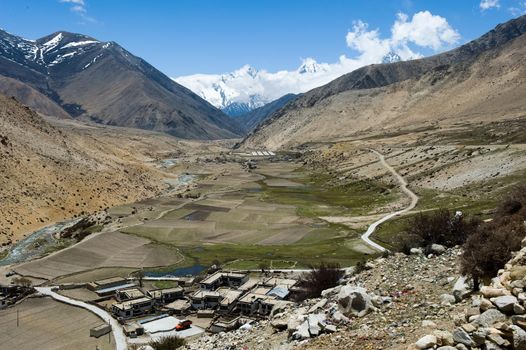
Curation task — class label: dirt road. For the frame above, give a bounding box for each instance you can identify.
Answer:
[360,149,419,252]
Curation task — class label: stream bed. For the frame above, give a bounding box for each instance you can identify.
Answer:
[0,219,80,266]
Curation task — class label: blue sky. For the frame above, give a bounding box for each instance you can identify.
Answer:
[0,0,524,77]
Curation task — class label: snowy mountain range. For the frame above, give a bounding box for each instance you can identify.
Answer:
[0,28,241,139]
[175,53,403,116]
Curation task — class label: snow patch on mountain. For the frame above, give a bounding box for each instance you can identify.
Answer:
[62,40,99,49]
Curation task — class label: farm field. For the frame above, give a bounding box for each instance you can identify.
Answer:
[14,231,183,280]
[120,160,400,269]
[0,297,115,350]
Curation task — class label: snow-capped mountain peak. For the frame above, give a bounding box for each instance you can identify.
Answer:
[298,58,327,74]
[382,51,402,64]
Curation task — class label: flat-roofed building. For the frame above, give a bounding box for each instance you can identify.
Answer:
[190,290,222,309]
[123,322,144,338]
[147,287,184,304]
[88,276,135,296]
[237,291,292,316]
[164,299,191,316]
[111,297,154,318]
[116,288,145,302]
[200,272,248,291]
[216,288,243,313]
[262,277,298,289]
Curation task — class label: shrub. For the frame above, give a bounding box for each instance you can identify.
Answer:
[406,209,479,248]
[497,182,526,218]
[149,335,185,350]
[460,216,526,290]
[12,277,32,288]
[295,262,344,301]
[396,233,423,255]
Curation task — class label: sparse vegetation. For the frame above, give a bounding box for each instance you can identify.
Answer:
[131,269,145,288]
[296,262,344,301]
[461,182,526,290]
[12,277,32,288]
[148,335,185,350]
[460,216,525,290]
[405,209,480,248]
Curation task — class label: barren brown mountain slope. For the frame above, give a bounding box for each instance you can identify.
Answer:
[0,76,70,119]
[242,16,526,150]
[0,94,205,246]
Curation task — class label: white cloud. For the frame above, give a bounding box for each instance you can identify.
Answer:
[176,11,460,109]
[480,0,500,10]
[509,1,526,15]
[59,0,95,22]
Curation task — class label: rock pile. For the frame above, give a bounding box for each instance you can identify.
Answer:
[411,240,526,350]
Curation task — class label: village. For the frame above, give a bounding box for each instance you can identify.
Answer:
[0,268,305,346]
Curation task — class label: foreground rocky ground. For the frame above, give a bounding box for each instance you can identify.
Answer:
[183,238,526,350]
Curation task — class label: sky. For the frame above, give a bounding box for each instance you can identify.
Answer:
[1,0,524,78]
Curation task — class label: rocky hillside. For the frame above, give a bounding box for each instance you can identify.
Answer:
[0,29,241,139]
[0,94,192,246]
[185,240,526,350]
[242,15,526,149]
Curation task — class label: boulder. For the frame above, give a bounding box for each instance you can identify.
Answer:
[422,320,437,328]
[337,285,375,317]
[475,309,507,328]
[434,330,454,346]
[325,324,337,333]
[436,347,457,350]
[270,318,288,331]
[492,295,518,313]
[480,298,497,311]
[440,293,456,305]
[307,313,325,336]
[453,328,476,347]
[415,334,437,349]
[510,266,526,281]
[512,315,526,330]
[292,321,310,340]
[481,286,508,298]
[510,325,526,350]
[515,304,526,315]
[484,340,505,350]
[430,244,447,255]
[410,248,423,255]
[453,276,472,301]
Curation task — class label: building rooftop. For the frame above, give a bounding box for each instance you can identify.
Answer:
[191,290,221,299]
[263,277,298,288]
[119,288,145,299]
[267,286,289,299]
[165,299,191,310]
[238,277,260,291]
[251,286,273,295]
[238,292,275,304]
[97,283,136,295]
[217,288,242,305]
[148,287,183,298]
[113,297,153,311]
[201,272,247,285]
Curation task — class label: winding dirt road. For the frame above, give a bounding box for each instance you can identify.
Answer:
[360,149,419,252]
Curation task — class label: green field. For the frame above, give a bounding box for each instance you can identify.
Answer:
[118,161,394,269]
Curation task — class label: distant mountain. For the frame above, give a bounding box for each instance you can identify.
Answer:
[222,95,267,117]
[0,29,241,139]
[382,52,402,64]
[233,93,297,132]
[242,15,526,149]
[175,60,331,116]
[176,65,269,116]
